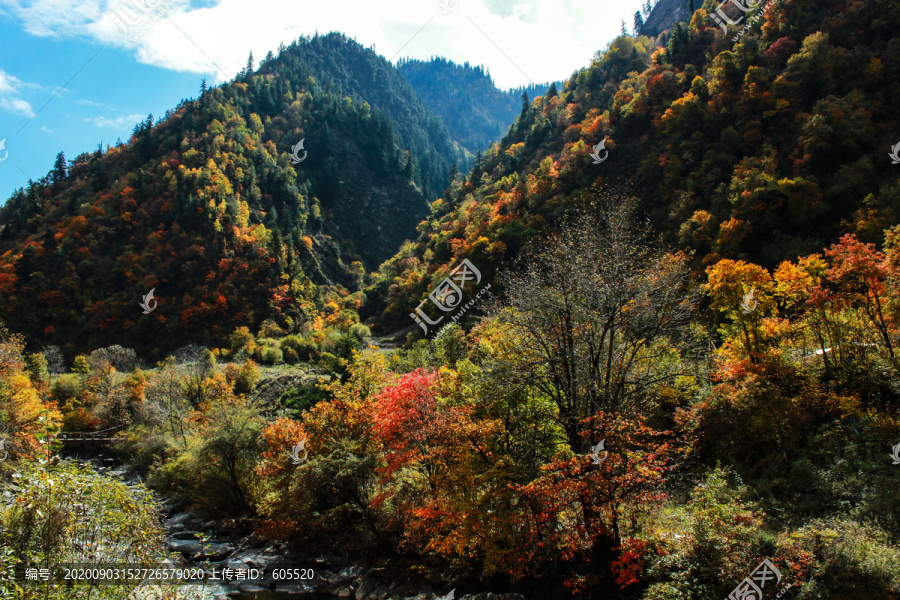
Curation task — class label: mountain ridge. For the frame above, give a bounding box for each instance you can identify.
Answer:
[368,0,900,334]
[0,33,465,357]
[398,56,557,155]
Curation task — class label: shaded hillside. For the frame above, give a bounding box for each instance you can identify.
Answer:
[0,33,462,357]
[369,0,900,333]
[265,34,465,201]
[399,57,555,154]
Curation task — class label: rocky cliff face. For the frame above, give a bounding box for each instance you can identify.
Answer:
[641,0,693,36]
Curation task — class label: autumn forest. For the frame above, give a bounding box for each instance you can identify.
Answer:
[1,0,900,599]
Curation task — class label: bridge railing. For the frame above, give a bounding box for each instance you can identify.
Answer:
[56,424,127,442]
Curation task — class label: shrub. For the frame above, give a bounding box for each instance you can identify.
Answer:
[87,345,137,372]
[171,343,207,364]
[318,352,343,375]
[149,397,265,515]
[233,360,261,394]
[280,335,317,361]
[253,338,282,364]
[389,339,436,373]
[434,323,468,366]
[257,318,284,338]
[260,346,283,365]
[279,336,301,353]
[24,352,49,386]
[283,347,299,364]
[640,468,771,599]
[50,374,83,406]
[61,407,100,434]
[279,382,328,417]
[110,424,172,472]
[202,348,216,371]
[335,333,359,360]
[349,323,371,341]
[71,355,90,374]
[319,336,336,354]
[0,462,163,599]
[229,326,254,353]
[304,339,320,359]
[780,519,900,599]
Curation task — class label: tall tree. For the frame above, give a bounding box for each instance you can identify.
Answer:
[544,82,558,100]
[51,151,67,185]
[498,198,695,453]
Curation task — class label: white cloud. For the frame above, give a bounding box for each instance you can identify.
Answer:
[0,97,35,117]
[5,0,646,89]
[77,98,115,109]
[84,113,144,128]
[0,69,36,117]
[5,0,106,37]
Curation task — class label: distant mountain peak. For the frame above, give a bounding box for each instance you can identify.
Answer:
[398,57,558,155]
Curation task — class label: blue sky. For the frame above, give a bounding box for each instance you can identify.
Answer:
[0,0,646,202]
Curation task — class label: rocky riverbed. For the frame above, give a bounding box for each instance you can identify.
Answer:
[84,456,531,600]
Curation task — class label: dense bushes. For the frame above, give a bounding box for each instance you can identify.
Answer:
[0,461,163,599]
[253,339,283,365]
[0,330,61,462]
[149,392,265,514]
[230,359,261,394]
[87,345,138,372]
[279,335,317,362]
[228,324,368,366]
[279,382,328,417]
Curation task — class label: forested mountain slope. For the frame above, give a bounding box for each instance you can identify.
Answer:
[398,57,555,154]
[260,34,466,201]
[370,0,900,332]
[0,33,462,357]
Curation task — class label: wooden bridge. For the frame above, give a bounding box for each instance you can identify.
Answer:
[56,424,126,442]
